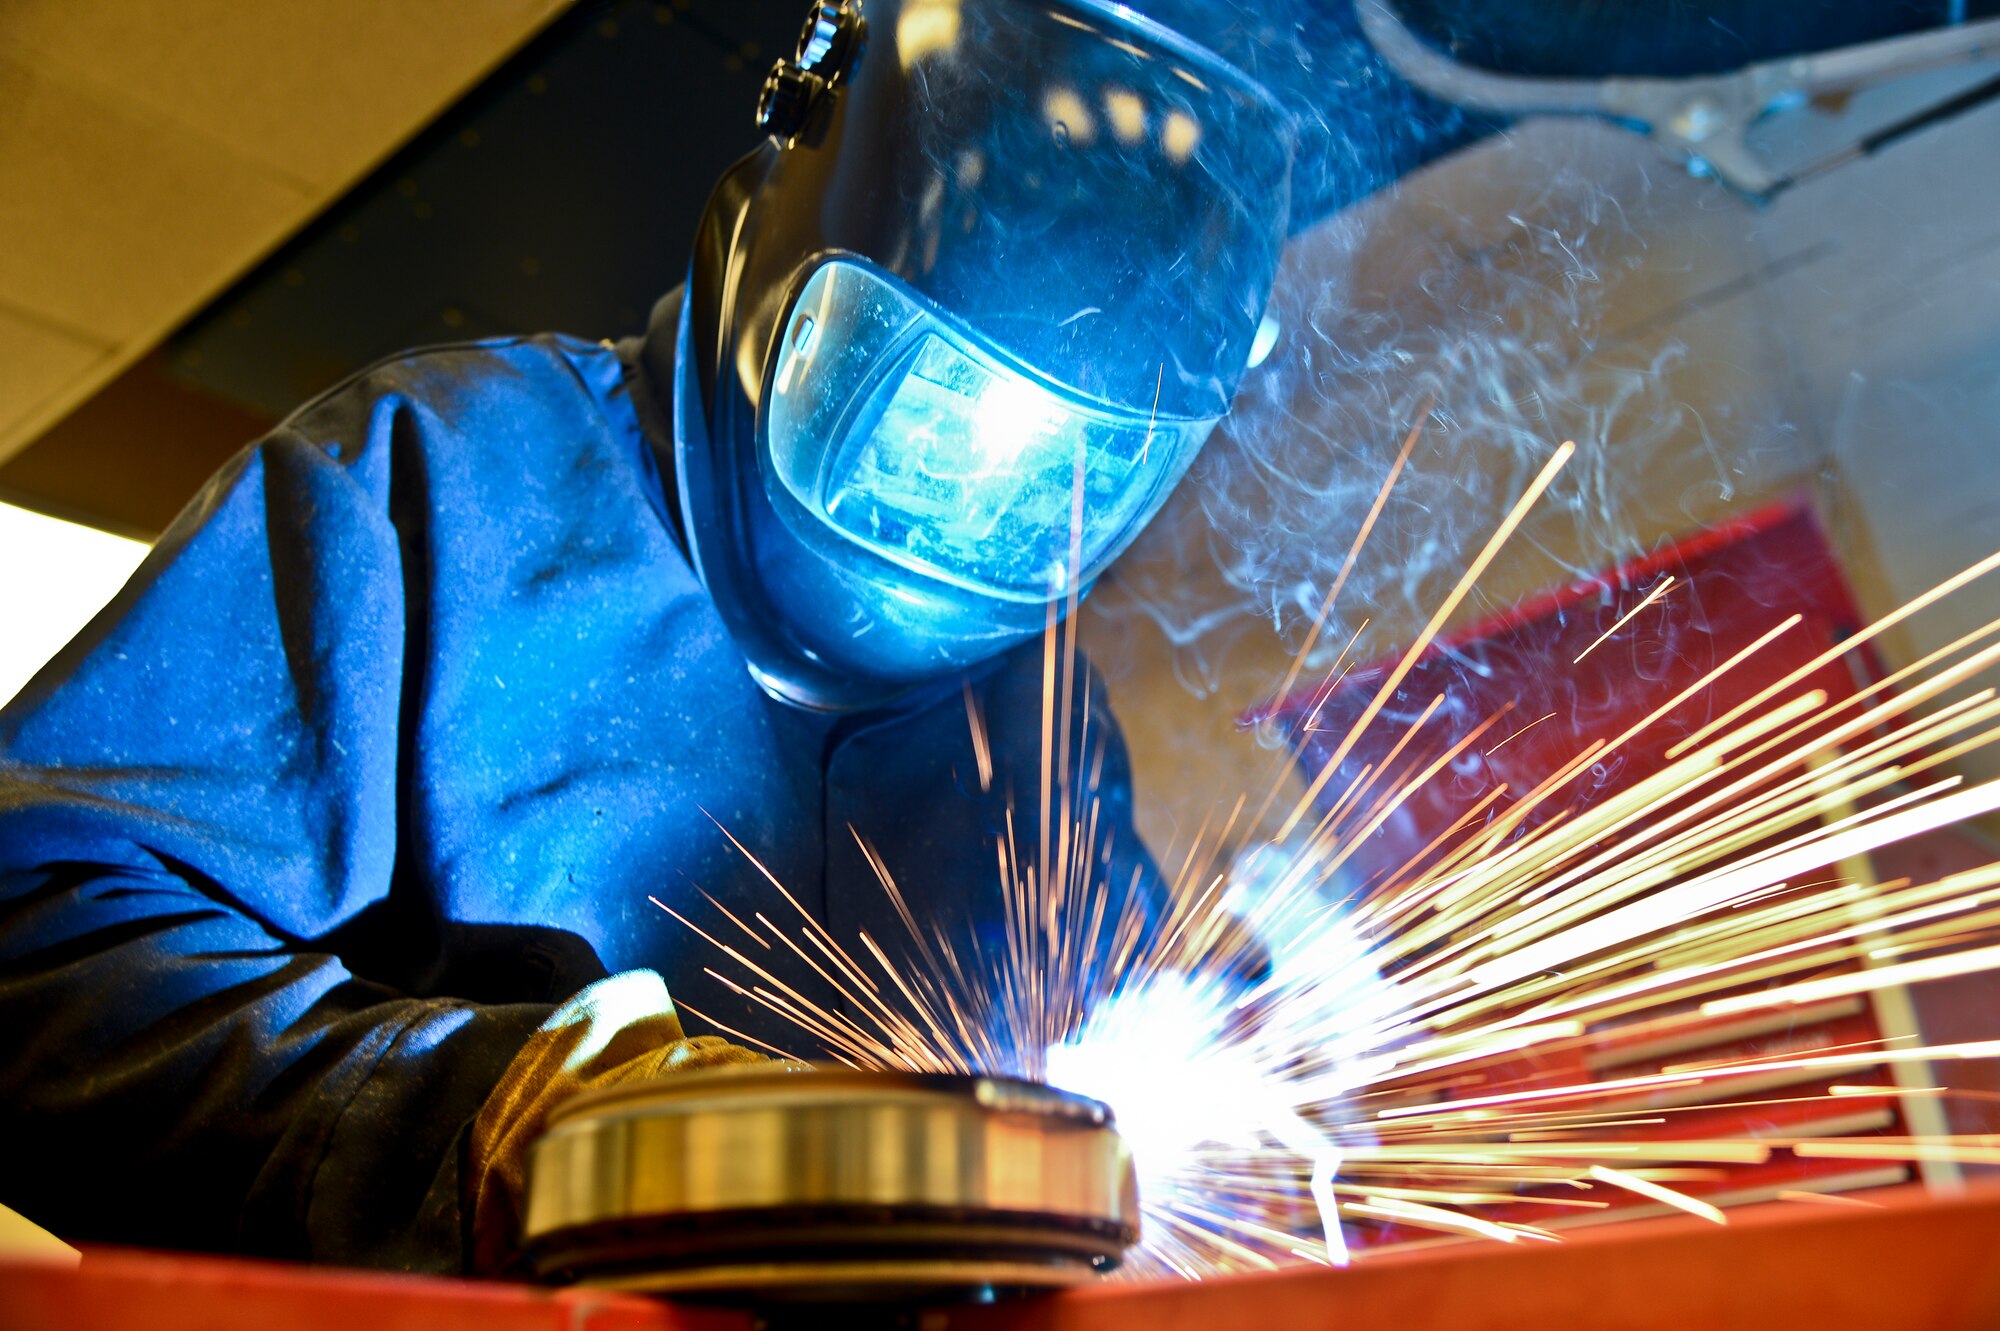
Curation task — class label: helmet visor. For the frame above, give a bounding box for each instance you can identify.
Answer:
[766,256,1212,602]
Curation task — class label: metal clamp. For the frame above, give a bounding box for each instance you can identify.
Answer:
[1359,0,2000,199]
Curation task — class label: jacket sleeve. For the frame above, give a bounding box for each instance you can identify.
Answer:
[824,640,1176,1032]
[0,369,553,1271]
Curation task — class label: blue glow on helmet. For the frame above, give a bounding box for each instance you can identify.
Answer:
[677,0,1296,710]
[765,258,1214,603]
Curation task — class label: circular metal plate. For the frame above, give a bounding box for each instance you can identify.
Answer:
[522,1065,1139,1301]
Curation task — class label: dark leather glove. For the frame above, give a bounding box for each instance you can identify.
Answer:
[465,969,767,1275]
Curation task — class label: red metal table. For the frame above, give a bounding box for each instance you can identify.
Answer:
[5,1185,1997,1331]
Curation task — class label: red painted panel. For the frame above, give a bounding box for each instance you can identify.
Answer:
[1253,499,1929,1224]
[1260,498,1878,881]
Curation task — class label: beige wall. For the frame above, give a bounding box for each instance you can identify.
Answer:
[0,1,570,467]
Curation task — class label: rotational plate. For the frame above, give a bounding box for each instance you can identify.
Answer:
[522,1064,1139,1300]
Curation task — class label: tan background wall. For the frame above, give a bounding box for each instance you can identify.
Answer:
[0,1,570,471]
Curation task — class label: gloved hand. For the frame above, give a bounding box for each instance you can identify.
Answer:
[465,969,769,1275]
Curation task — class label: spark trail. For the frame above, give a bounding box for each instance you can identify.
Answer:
[669,427,2000,1280]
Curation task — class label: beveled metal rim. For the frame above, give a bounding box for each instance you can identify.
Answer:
[543,1063,1114,1129]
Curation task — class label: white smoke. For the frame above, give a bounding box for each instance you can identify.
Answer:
[1091,117,1810,704]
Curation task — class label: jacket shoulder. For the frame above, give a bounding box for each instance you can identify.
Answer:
[276,334,627,454]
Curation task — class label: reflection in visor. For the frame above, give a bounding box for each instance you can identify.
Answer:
[825,334,1208,598]
[765,258,1215,602]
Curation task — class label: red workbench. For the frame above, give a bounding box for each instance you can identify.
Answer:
[5,1185,1998,1331]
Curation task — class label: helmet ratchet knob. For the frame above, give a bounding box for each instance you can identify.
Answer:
[756,60,825,139]
[797,2,861,76]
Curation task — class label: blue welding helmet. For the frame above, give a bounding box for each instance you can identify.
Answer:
[676,0,1295,710]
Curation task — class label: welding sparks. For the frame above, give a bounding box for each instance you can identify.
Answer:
[1486,710,1558,756]
[669,424,2000,1278]
[1587,1165,1726,1224]
[1573,575,1676,665]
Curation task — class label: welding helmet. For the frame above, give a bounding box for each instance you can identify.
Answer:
[675,0,1295,710]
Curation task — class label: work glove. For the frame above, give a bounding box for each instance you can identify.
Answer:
[465,969,770,1275]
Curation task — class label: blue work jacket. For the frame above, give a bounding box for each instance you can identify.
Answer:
[0,293,1159,1272]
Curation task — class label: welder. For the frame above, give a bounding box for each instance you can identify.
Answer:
[0,0,1294,1278]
